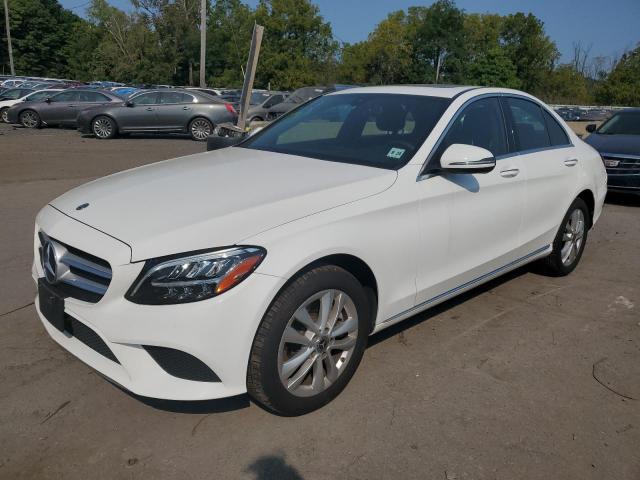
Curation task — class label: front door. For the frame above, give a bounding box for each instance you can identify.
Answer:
[415,96,527,305]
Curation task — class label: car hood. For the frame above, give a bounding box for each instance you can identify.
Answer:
[585,133,640,156]
[50,147,397,262]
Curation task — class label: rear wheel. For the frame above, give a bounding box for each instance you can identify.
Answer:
[92,115,117,139]
[0,107,8,123]
[189,117,213,141]
[541,197,589,276]
[20,110,41,128]
[247,265,370,416]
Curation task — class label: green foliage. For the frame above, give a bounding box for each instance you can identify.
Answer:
[0,0,636,105]
[595,45,640,106]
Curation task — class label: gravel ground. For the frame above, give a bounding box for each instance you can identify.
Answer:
[0,123,638,480]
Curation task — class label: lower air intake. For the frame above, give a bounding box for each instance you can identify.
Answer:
[143,346,221,382]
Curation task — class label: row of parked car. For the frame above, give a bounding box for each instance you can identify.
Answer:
[0,74,354,141]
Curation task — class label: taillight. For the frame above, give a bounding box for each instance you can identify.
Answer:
[225,103,237,115]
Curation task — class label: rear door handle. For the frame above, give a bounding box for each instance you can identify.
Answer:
[500,168,520,178]
[564,158,579,167]
[146,107,154,111]
[182,106,191,110]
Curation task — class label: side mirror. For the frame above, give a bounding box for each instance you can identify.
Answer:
[440,144,496,174]
[126,100,134,107]
[44,97,52,103]
[586,123,597,133]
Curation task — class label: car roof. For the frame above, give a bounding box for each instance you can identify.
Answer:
[330,85,480,98]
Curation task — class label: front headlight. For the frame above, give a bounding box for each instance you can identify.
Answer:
[125,246,266,305]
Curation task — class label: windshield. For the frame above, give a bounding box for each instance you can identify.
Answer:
[597,111,640,135]
[26,90,58,102]
[240,93,451,170]
[251,92,271,104]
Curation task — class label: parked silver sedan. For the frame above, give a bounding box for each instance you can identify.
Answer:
[76,89,238,141]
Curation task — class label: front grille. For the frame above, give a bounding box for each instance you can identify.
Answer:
[38,232,112,303]
[266,111,283,121]
[602,153,640,175]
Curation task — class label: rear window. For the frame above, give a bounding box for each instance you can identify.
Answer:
[241,93,451,170]
[505,97,550,151]
[543,110,571,146]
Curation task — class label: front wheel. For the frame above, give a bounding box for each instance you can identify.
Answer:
[189,117,213,141]
[541,197,589,276]
[20,110,41,128]
[92,115,117,139]
[247,265,370,416]
[0,107,8,123]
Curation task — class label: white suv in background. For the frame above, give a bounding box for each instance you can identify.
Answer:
[33,86,607,415]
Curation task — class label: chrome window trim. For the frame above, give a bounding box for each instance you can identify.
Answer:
[417,92,575,182]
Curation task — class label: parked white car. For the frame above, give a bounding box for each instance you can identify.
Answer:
[0,89,62,122]
[33,86,607,415]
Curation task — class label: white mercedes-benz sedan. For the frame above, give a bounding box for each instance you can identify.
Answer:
[33,86,607,415]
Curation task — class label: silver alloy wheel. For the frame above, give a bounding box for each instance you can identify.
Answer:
[190,119,212,140]
[560,208,585,266]
[93,117,113,138]
[21,111,38,128]
[0,108,7,123]
[277,289,359,397]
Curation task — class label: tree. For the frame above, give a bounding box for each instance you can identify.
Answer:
[254,0,338,89]
[406,0,466,84]
[537,64,592,105]
[466,46,520,88]
[0,0,84,76]
[595,44,640,106]
[500,13,558,93]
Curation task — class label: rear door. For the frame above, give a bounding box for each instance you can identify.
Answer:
[501,97,578,250]
[154,92,195,130]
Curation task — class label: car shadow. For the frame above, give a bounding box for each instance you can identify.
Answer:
[605,191,640,207]
[105,379,251,413]
[368,265,529,348]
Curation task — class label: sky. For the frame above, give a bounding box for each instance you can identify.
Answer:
[60,0,640,64]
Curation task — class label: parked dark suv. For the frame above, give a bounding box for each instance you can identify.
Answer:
[585,109,640,195]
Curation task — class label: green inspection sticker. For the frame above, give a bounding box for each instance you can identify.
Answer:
[387,147,406,159]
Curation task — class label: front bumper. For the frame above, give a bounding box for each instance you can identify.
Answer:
[607,172,640,195]
[34,205,284,400]
[6,106,21,124]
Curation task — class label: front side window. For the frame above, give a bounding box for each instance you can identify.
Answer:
[434,97,508,163]
[597,111,640,135]
[51,91,78,102]
[241,93,451,169]
[505,97,550,151]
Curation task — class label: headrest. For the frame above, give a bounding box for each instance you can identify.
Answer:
[374,100,407,133]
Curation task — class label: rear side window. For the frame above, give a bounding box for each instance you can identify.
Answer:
[158,92,192,104]
[78,91,110,102]
[436,97,508,160]
[543,110,570,146]
[505,97,550,151]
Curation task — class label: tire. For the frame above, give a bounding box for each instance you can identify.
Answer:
[250,116,264,123]
[0,107,8,123]
[541,197,589,276]
[189,117,213,141]
[247,265,371,416]
[20,109,41,128]
[92,115,117,139]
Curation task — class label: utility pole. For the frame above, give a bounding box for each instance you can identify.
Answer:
[199,0,206,87]
[3,0,15,75]
[237,24,264,131]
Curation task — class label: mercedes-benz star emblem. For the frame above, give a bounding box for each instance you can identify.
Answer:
[42,241,58,284]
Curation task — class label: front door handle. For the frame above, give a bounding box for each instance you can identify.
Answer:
[500,168,520,178]
[182,106,191,110]
[564,158,579,167]
[146,107,154,111]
